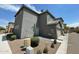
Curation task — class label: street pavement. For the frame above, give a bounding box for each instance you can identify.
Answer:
[67,32,79,54]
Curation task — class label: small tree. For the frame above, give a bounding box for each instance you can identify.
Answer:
[74,27,79,33]
[64,24,69,33]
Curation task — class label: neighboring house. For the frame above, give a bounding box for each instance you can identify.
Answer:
[69,27,74,33]
[14,5,64,39]
[56,18,64,36]
[5,26,8,32]
[69,27,79,33]
[6,22,14,33]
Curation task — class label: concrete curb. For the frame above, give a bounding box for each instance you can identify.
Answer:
[56,33,68,54]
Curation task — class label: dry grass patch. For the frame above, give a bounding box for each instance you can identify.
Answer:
[8,39,25,54]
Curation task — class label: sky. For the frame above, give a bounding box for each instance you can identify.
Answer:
[0,4,79,28]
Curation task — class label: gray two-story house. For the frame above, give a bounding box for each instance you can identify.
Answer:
[14,5,64,39]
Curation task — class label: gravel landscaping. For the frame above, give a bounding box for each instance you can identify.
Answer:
[34,39,61,54]
[8,39,25,54]
[8,37,61,54]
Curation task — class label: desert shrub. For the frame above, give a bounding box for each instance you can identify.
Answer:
[11,35,16,40]
[54,39,57,44]
[37,50,42,54]
[0,26,5,30]
[31,37,39,47]
[43,47,48,54]
[51,43,54,48]
[75,29,79,33]
[6,33,16,41]
[6,33,13,39]
[77,31,79,33]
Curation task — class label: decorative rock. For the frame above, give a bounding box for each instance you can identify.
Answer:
[26,46,34,54]
[51,39,54,42]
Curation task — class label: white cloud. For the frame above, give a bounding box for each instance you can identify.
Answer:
[0,4,41,28]
[0,4,20,12]
[0,4,41,13]
[68,22,79,27]
[26,4,41,14]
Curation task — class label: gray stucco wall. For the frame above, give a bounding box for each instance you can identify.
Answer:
[14,10,23,38]
[60,22,64,35]
[39,13,50,37]
[47,24,57,39]
[46,14,57,39]
[47,14,55,24]
[14,7,63,39]
[20,8,38,38]
[56,23,62,39]
[39,13,57,39]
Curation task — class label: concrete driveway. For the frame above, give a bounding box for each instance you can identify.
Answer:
[0,34,12,54]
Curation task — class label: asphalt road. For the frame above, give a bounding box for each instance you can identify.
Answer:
[67,32,79,54]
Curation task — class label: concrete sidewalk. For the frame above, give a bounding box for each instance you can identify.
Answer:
[0,34,12,54]
[56,34,68,54]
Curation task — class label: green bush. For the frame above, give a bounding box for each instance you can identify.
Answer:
[31,37,39,47]
[43,47,48,54]
[11,35,16,40]
[6,33,16,41]
[6,33,13,39]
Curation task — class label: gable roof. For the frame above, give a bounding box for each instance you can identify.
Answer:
[15,5,64,24]
[56,17,64,22]
[40,10,55,19]
[15,5,39,17]
[15,5,56,19]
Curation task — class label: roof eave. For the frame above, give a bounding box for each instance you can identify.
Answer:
[15,5,39,17]
[39,10,55,19]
